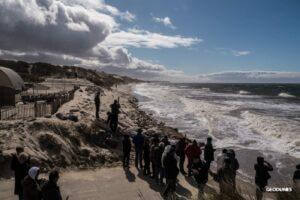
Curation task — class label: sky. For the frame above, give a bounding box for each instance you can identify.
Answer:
[0,0,299,83]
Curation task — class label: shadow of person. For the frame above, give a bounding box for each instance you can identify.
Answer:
[176,182,193,199]
[124,167,136,182]
[184,175,219,197]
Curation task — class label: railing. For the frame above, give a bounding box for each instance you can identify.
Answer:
[0,89,77,120]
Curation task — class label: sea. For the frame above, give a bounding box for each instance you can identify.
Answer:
[133,82,300,185]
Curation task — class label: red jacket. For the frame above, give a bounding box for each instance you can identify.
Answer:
[185,144,202,160]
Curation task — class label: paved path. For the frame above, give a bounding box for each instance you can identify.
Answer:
[0,167,200,200]
[0,166,276,200]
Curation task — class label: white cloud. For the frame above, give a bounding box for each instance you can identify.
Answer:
[153,16,176,29]
[103,28,202,49]
[232,50,251,56]
[197,71,300,83]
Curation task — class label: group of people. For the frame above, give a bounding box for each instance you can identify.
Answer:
[10,147,66,200]
[123,129,300,200]
[94,91,121,133]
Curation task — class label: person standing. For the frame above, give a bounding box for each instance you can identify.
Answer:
[11,147,26,200]
[227,149,239,190]
[94,91,100,119]
[42,170,66,200]
[216,149,228,170]
[122,135,131,168]
[143,138,151,175]
[150,138,160,183]
[132,129,144,170]
[163,145,179,198]
[254,157,273,200]
[293,164,300,195]
[210,158,235,196]
[204,137,216,168]
[185,140,202,176]
[11,152,29,200]
[110,100,121,132]
[23,167,42,200]
[176,137,187,175]
[191,158,210,200]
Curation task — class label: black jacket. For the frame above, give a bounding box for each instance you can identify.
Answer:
[192,161,209,184]
[163,153,179,179]
[122,138,131,154]
[11,155,30,195]
[204,144,215,162]
[42,181,63,200]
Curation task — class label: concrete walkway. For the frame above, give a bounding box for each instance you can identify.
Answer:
[1,166,276,200]
[0,167,200,200]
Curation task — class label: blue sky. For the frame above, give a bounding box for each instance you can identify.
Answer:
[107,0,300,74]
[0,0,299,82]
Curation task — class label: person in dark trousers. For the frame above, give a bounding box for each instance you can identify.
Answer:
[106,112,112,125]
[254,157,273,200]
[227,149,239,190]
[176,137,187,175]
[132,129,144,170]
[158,142,166,185]
[185,140,202,176]
[11,152,29,200]
[143,138,151,175]
[191,158,210,200]
[122,135,131,168]
[163,145,179,198]
[204,137,216,168]
[150,138,160,183]
[110,100,121,132]
[42,170,67,200]
[217,149,228,170]
[94,91,100,119]
[23,167,42,200]
[293,164,300,193]
[210,158,235,196]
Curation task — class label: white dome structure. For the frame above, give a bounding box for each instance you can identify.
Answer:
[0,66,24,91]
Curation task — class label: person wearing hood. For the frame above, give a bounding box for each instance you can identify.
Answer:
[162,145,179,198]
[23,167,42,200]
[185,140,202,176]
[42,170,66,200]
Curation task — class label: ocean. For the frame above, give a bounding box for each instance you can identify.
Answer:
[133,82,300,184]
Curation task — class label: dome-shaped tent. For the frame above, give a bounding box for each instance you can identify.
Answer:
[0,66,24,91]
[0,66,24,107]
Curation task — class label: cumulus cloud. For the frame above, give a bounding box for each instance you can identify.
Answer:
[103,29,202,49]
[153,16,176,29]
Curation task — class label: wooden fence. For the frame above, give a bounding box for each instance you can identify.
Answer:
[0,89,76,120]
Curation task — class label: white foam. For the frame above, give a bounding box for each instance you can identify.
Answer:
[278,92,296,98]
[239,90,250,95]
[133,83,300,159]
